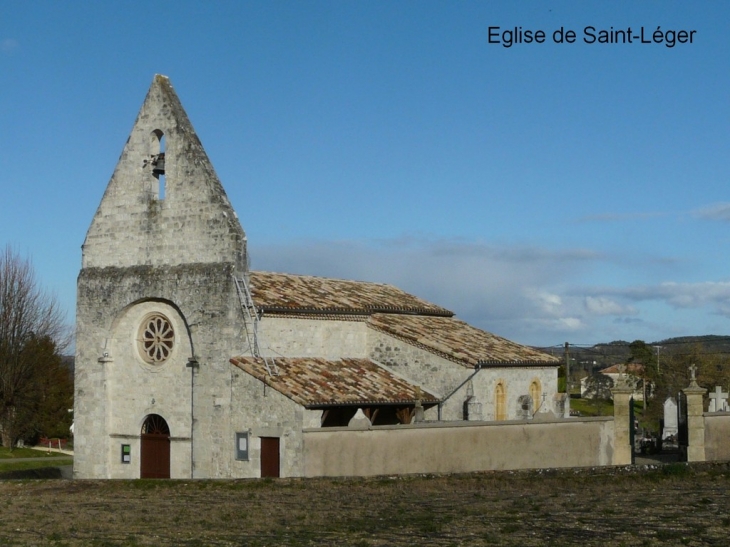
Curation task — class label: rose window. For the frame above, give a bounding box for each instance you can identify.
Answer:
[138,314,174,364]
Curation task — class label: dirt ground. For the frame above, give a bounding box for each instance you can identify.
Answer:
[1,463,730,546]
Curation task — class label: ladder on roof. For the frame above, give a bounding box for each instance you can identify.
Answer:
[233,274,278,376]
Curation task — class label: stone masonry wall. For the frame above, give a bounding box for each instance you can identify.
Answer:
[368,328,558,421]
[228,370,321,478]
[81,75,246,271]
[75,75,250,479]
[303,417,615,477]
[74,264,247,478]
[258,317,369,359]
[367,329,473,420]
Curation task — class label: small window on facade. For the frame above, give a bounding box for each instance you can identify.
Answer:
[235,432,249,461]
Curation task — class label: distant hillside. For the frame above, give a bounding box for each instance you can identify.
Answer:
[535,335,730,375]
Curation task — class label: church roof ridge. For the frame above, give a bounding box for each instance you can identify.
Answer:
[249,270,453,317]
[367,313,560,367]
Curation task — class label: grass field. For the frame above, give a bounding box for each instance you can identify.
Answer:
[0,458,72,474]
[0,447,73,475]
[0,447,56,459]
[1,462,730,546]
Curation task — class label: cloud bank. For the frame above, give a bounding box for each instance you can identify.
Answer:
[248,236,730,346]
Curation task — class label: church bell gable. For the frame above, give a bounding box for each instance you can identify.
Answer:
[82,74,246,272]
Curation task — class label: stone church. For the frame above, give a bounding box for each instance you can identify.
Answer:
[73,75,560,479]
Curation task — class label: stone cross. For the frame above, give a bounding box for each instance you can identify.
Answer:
[616,364,629,387]
[689,364,699,388]
[708,385,728,412]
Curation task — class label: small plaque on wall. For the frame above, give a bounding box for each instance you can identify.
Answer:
[121,444,131,463]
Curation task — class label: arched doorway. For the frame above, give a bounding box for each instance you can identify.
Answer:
[140,414,170,478]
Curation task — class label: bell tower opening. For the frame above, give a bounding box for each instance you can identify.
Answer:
[150,130,166,200]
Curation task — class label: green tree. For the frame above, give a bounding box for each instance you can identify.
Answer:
[27,337,73,440]
[0,247,68,448]
[582,373,614,415]
[628,340,657,370]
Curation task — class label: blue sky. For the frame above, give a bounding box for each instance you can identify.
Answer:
[1,1,729,348]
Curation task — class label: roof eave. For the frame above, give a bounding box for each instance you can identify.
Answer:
[304,400,440,409]
[475,360,561,368]
[258,306,453,317]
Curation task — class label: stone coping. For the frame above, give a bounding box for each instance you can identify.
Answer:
[303,415,613,433]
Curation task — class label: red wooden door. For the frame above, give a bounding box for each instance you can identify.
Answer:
[141,434,170,478]
[260,437,280,478]
[140,415,170,479]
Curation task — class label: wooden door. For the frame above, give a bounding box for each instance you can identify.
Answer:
[260,437,280,478]
[140,414,170,479]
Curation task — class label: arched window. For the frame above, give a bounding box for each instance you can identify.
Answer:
[495,382,506,421]
[150,129,164,154]
[141,414,170,435]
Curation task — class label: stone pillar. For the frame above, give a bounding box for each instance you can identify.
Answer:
[611,383,634,466]
[683,379,707,463]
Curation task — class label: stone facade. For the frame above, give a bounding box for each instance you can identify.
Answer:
[75,75,250,479]
[75,75,561,480]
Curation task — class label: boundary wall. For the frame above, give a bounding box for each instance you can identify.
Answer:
[303,417,615,477]
[703,413,730,462]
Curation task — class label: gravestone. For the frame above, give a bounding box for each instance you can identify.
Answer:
[553,393,567,418]
[348,408,371,429]
[466,399,483,421]
[708,385,728,412]
[662,397,678,440]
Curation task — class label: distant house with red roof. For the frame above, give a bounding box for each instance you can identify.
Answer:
[580,363,647,400]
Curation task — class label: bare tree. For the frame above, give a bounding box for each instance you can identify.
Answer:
[0,246,68,448]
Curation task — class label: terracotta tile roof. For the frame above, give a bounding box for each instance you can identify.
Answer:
[230,356,439,407]
[367,314,560,367]
[249,271,452,316]
[600,363,645,375]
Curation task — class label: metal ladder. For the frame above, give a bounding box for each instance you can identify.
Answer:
[233,274,277,376]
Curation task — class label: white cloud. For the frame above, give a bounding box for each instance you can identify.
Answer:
[692,202,730,222]
[584,296,637,316]
[590,281,730,316]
